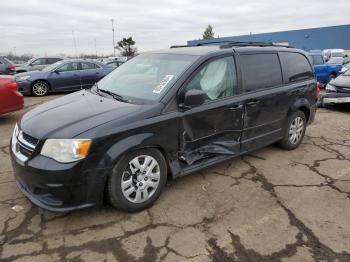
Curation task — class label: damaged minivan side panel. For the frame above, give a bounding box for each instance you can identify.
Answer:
[177,54,244,165]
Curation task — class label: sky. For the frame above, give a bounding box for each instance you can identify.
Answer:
[0,0,349,56]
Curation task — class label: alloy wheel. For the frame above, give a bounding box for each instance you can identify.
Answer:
[32,81,48,96]
[289,116,304,144]
[121,155,160,203]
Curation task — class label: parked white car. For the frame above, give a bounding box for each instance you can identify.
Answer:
[324,49,345,64]
[340,62,350,73]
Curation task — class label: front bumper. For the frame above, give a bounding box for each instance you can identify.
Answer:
[322,92,350,104]
[16,80,32,96]
[10,135,108,212]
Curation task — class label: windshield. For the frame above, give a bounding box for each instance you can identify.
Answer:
[97,53,198,102]
[26,58,35,65]
[42,61,65,72]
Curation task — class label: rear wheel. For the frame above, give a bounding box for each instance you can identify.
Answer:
[278,110,306,150]
[32,81,49,96]
[107,148,167,212]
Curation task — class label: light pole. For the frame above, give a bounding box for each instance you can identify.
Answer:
[111,18,116,57]
[72,30,78,58]
[94,38,97,58]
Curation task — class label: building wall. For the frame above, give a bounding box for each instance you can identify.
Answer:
[187,24,350,51]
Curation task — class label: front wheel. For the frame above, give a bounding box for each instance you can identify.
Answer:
[278,110,306,150]
[107,148,167,212]
[32,81,49,96]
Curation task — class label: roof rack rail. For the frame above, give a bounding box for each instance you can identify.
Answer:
[219,41,293,49]
[170,41,293,49]
[170,45,190,48]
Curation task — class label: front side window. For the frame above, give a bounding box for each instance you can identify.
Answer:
[185,56,237,101]
[280,52,314,83]
[57,62,79,72]
[97,53,198,102]
[240,53,283,92]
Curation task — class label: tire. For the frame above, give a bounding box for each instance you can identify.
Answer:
[107,148,167,212]
[32,81,49,96]
[278,110,306,150]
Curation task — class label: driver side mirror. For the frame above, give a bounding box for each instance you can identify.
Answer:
[181,89,206,109]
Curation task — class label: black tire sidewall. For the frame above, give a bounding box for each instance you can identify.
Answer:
[32,81,49,96]
[280,111,306,150]
[108,148,167,212]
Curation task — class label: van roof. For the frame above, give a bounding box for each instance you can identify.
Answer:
[150,44,305,57]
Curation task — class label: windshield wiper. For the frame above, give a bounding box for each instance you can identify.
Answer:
[98,88,129,103]
[92,83,103,97]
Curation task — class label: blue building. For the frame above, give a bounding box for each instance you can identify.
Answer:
[187,24,350,51]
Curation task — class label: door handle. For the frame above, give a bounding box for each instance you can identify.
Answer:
[229,104,243,110]
[246,100,260,106]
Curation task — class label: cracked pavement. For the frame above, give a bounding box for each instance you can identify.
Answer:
[0,95,350,261]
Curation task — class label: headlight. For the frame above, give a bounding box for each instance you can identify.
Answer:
[41,139,92,163]
[13,123,19,138]
[16,75,31,82]
[326,83,336,92]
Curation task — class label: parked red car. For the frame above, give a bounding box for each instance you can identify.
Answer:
[0,76,24,115]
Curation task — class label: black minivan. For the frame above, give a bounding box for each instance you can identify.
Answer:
[10,43,317,212]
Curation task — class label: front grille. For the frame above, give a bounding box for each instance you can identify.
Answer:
[22,132,39,146]
[335,85,350,93]
[17,131,38,157]
[19,144,33,157]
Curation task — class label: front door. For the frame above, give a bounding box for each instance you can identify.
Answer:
[50,62,81,91]
[179,55,244,165]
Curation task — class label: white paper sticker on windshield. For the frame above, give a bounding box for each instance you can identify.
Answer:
[153,75,174,94]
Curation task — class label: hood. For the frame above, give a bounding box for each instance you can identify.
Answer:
[20,90,146,139]
[331,74,350,88]
[15,71,49,80]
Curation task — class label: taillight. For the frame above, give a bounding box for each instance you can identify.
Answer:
[6,65,16,71]
[316,82,320,97]
[5,81,18,91]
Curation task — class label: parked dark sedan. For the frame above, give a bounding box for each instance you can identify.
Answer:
[15,60,113,96]
[321,69,350,105]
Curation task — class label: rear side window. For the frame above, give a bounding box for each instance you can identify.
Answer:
[81,62,98,70]
[310,55,323,65]
[280,52,314,83]
[47,58,61,64]
[240,53,283,92]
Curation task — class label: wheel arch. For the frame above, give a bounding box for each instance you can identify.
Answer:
[99,133,173,204]
[98,133,173,177]
[288,98,311,123]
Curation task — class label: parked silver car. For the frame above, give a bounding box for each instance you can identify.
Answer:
[16,57,63,73]
[0,56,16,75]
